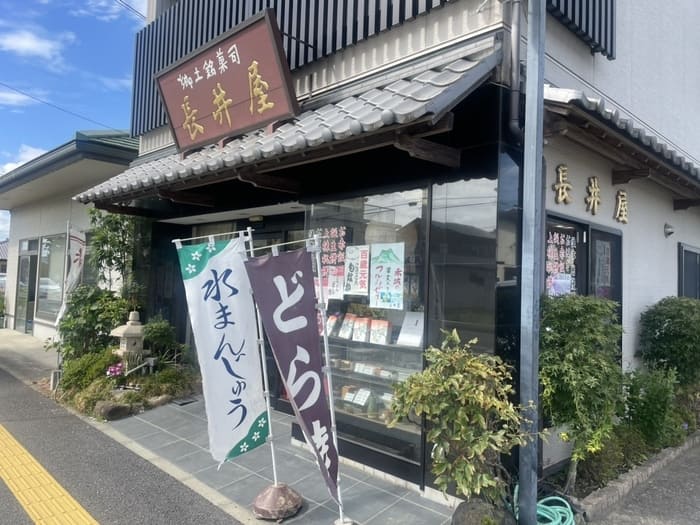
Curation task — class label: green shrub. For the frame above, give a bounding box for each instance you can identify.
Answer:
[675,384,700,432]
[613,425,651,469]
[390,329,527,502]
[61,349,120,393]
[135,366,197,398]
[143,315,184,361]
[639,296,700,386]
[623,368,678,449]
[72,377,115,414]
[51,285,129,359]
[575,431,624,497]
[539,294,624,493]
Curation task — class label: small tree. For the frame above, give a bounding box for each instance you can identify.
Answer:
[50,284,129,360]
[639,296,700,387]
[390,330,527,503]
[539,294,623,494]
[88,207,135,289]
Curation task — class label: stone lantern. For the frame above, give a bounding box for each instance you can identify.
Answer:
[110,311,146,357]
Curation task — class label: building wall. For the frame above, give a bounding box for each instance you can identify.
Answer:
[5,197,92,342]
[544,1,700,164]
[544,136,700,369]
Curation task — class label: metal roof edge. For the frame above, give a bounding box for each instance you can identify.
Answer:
[0,131,138,194]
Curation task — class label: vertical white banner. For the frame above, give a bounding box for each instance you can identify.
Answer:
[176,237,267,463]
[55,229,86,327]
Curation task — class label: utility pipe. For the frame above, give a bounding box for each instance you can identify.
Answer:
[509,0,523,139]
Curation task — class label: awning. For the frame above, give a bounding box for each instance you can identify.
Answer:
[544,85,700,205]
[76,36,502,206]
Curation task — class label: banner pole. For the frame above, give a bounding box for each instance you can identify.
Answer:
[246,229,303,520]
[245,227,280,485]
[56,219,71,368]
[311,233,352,525]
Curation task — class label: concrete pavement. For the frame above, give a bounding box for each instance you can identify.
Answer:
[2,328,700,524]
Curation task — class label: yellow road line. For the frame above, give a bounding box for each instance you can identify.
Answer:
[0,424,98,524]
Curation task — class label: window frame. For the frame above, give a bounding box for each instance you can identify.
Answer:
[678,242,700,299]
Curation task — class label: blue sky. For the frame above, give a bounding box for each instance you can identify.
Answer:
[0,0,147,240]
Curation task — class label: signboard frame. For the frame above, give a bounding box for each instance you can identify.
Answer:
[155,9,299,153]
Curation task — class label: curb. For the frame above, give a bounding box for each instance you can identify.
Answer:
[571,431,700,522]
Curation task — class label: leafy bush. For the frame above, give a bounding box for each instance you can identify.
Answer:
[390,329,526,502]
[613,424,651,469]
[622,368,678,449]
[575,431,624,496]
[575,424,651,498]
[51,285,129,359]
[539,294,624,493]
[144,315,184,361]
[61,349,120,393]
[72,377,115,415]
[639,296,700,386]
[135,366,197,399]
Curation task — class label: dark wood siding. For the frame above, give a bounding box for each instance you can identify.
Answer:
[131,0,450,137]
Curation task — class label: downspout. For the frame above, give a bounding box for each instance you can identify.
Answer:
[509,0,523,140]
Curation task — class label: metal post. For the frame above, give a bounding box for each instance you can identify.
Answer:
[519,0,546,523]
[245,227,279,485]
[311,234,354,525]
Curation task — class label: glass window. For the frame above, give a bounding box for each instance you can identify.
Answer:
[306,189,427,463]
[589,229,622,303]
[36,234,66,322]
[429,179,498,352]
[544,216,622,304]
[679,243,700,299]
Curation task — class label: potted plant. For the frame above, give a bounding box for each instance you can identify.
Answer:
[389,329,527,524]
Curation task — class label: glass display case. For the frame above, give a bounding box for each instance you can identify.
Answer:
[306,189,428,467]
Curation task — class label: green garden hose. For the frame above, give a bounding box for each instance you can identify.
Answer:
[511,484,577,524]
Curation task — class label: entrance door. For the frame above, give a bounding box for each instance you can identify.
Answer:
[15,254,38,333]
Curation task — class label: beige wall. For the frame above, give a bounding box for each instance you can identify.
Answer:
[5,197,92,342]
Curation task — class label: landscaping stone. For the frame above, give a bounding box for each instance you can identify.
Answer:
[451,498,516,525]
[148,394,173,407]
[95,400,132,421]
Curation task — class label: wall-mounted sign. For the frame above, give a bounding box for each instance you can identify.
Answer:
[156,9,299,153]
[552,164,573,204]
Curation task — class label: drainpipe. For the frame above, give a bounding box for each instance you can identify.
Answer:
[509,0,523,140]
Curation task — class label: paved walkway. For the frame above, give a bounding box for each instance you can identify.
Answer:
[588,442,700,525]
[0,330,455,525]
[4,329,700,525]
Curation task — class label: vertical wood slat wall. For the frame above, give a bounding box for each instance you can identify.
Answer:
[547,0,615,60]
[132,0,616,137]
[131,0,447,137]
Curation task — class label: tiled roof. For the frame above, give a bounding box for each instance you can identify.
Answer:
[76,45,502,204]
[544,85,700,182]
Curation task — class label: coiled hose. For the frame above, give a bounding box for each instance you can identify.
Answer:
[511,484,577,525]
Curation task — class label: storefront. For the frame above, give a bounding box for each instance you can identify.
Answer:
[80,55,525,487]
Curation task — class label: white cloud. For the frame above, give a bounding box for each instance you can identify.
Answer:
[0,89,37,107]
[71,0,146,23]
[97,74,132,92]
[0,144,47,175]
[0,29,75,70]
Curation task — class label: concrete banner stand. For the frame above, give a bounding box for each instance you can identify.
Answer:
[246,228,303,521]
[252,483,303,520]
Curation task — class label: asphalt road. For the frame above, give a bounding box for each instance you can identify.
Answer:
[0,367,240,525]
